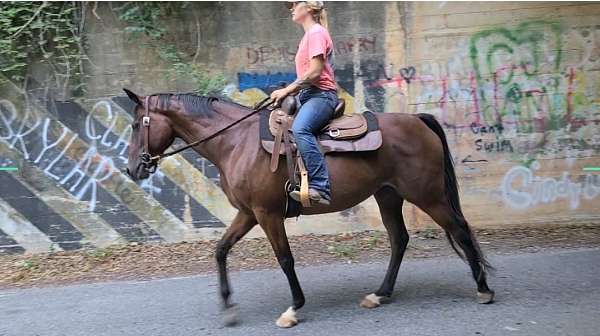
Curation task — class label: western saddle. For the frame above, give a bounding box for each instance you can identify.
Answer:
[260,94,382,210]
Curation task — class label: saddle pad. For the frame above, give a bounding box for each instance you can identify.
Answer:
[259,110,382,155]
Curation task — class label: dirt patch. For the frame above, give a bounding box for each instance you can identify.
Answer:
[1,224,599,289]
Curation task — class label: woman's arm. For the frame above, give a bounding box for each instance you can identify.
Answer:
[271,55,325,104]
[288,55,325,93]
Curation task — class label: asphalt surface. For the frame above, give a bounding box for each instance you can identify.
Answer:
[1,248,599,336]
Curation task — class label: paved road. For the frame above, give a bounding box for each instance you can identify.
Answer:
[1,248,599,336]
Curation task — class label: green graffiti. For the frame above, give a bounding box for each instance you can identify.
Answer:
[505,83,522,103]
[486,44,514,85]
[469,20,564,126]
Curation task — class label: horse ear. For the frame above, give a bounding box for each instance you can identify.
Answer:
[123,88,142,105]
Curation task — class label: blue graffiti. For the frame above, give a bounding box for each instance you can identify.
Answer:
[238,72,296,92]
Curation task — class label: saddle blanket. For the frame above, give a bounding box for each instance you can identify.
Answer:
[259,109,382,155]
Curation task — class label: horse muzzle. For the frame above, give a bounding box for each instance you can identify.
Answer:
[139,152,158,174]
[124,162,154,181]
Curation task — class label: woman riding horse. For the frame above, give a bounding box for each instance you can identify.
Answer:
[123,2,495,329]
[270,1,337,206]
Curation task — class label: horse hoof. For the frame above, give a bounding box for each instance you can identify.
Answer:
[477,291,495,304]
[275,307,298,328]
[223,305,239,327]
[360,293,381,309]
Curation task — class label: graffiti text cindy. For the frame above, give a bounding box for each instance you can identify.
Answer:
[501,165,600,210]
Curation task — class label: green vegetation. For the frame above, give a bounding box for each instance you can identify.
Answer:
[0,2,225,96]
[327,243,358,259]
[116,2,226,95]
[365,231,384,249]
[0,2,85,94]
[417,226,441,239]
[18,258,39,270]
[86,247,113,261]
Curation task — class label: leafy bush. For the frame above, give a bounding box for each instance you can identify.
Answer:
[0,2,225,96]
[0,2,85,94]
[116,2,226,95]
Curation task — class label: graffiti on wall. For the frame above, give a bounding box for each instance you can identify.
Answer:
[0,89,229,254]
[245,35,378,66]
[247,45,296,65]
[501,162,600,210]
[334,60,418,112]
[417,21,599,126]
[409,20,599,166]
[402,20,600,213]
[238,72,296,92]
[236,19,599,167]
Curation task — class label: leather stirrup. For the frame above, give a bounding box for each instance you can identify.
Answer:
[270,123,283,172]
[281,119,296,188]
[297,155,311,207]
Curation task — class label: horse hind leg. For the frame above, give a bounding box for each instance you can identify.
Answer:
[361,186,409,309]
[420,200,495,304]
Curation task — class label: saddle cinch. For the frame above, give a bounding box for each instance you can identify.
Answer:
[259,94,382,212]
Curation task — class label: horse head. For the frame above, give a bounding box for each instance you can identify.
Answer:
[123,88,176,181]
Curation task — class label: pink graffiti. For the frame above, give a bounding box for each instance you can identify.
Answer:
[367,75,404,89]
[246,46,296,65]
[566,67,575,124]
[335,36,377,56]
[469,72,482,126]
[246,35,377,65]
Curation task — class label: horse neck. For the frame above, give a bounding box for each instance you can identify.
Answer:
[170,100,253,170]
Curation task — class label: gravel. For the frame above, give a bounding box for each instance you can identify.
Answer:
[1,223,599,289]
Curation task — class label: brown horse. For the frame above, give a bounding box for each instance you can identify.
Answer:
[123,89,494,328]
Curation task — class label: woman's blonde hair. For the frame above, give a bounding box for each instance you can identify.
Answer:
[307,2,328,30]
[318,7,328,30]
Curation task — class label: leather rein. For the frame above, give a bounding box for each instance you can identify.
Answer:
[138,95,274,174]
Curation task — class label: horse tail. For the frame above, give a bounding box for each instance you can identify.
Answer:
[416,113,493,274]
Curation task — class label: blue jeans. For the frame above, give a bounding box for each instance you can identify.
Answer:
[291,87,338,200]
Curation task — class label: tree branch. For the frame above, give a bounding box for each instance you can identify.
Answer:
[92,1,101,20]
[192,13,202,64]
[11,2,48,39]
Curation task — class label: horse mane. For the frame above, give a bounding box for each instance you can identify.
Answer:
[153,92,252,118]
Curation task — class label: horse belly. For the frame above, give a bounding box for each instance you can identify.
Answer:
[300,154,385,215]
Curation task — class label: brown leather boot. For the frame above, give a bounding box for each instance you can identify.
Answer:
[289,188,331,206]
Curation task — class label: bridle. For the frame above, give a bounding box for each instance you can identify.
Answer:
[138,96,156,173]
[136,95,274,174]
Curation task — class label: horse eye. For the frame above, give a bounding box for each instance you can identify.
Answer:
[131,122,139,130]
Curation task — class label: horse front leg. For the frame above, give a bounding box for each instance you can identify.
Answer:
[216,211,257,326]
[255,210,305,328]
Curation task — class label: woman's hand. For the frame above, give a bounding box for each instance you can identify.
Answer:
[270,88,290,106]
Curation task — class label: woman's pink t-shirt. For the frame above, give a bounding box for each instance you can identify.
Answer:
[295,24,337,91]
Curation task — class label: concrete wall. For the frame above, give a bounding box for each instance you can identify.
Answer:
[1,2,598,254]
